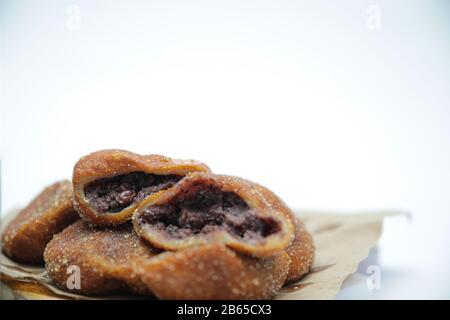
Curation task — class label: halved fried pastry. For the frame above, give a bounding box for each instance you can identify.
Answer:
[43,220,159,295]
[133,173,296,257]
[43,219,313,298]
[1,181,78,264]
[44,221,296,299]
[73,149,210,226]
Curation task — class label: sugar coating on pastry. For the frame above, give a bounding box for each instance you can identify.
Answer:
[285,219,315,283]
[72,149,211,226]
[1,180,79,264]
[44,220,160,295]
[134,244,291,300]
[133,173,296,257]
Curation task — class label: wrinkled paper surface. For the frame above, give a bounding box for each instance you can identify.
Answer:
[1,210,396,300]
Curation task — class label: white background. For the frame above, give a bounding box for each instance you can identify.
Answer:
[1,0,449,298]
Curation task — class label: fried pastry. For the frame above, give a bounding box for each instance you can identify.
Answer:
[133,173,296,257]
[73,149,210,226]
[43,221,314,298]
[285,219,315,282]
[44,221,296,299]
[44,220,159,295]
[1,181,79,264]
[133,244,291,300]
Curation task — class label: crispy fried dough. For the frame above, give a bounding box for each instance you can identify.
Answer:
[285,220,315,282]
[1,181,78,264]
[133,173,296,257]
[44,219,313,298]
[44,220,159,295]
[73,149,210,226]
[134,244,291,299]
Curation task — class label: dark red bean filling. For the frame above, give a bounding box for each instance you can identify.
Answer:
[84,172,183,213]
[137,187,280,241]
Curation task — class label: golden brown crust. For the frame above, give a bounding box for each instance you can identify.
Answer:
[44,210,313,298]
[133,173,296,257]
[43,220,159,295]
[1,181,79,264]
[134,244,291,300]
[285,220,315,283]
[73,149,211,226]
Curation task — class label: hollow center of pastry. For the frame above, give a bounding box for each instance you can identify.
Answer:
[137,186,281,241]
[84,172,183,213]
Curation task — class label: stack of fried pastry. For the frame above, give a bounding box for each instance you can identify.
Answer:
[1,150,314,299]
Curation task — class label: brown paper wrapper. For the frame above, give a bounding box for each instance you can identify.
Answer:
[0,209,397,300]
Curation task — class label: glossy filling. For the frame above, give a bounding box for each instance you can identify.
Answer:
[84,172,183,213]
[136,186,280,241]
